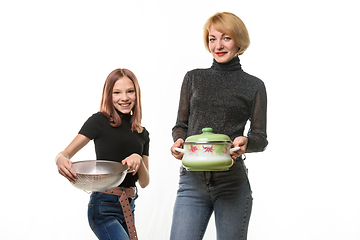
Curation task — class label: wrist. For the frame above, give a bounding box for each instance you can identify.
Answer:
[55,152,69,165]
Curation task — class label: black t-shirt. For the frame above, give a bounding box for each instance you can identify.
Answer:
[79,111,150,187]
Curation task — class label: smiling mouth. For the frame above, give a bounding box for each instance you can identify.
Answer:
[216,52,227,56]
[119,103,131,107]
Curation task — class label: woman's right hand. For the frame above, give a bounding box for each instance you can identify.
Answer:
[170,138,185,160]
[56,155,77,183]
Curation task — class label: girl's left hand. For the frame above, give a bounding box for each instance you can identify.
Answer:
[122,154,142,175]
[230,136,248,160]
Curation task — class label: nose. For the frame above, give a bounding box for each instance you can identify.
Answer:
[120,93,129,101]
[216,40,223,49]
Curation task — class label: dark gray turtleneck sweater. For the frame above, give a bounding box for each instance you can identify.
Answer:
[172,57,268,153]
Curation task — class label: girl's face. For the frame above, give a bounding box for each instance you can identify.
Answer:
[208,25,239,63]
[112,76,136,114]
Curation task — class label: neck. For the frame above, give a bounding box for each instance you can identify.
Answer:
[212,57,242,71]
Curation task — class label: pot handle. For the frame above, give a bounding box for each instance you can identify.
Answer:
[174,147,185,153]
[230,147,241,152]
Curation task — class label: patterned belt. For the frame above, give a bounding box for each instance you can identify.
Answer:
[100,187,138,239]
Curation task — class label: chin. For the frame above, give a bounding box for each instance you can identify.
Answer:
[215,58,226,63]
[213,55,228,63]
[115,108,130,114]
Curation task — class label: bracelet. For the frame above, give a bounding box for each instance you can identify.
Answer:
[55,153,63,164]
[55,152,69,164]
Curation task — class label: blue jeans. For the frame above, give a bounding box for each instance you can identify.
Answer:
[170,160,252,240]
[88,191,138,240]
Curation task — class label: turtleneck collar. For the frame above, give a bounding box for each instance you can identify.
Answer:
[115,109,132,121]
[211,56,242,71]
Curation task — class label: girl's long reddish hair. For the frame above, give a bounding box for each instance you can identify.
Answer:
[100,68,143,132]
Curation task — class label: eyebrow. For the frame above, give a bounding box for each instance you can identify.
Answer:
[113,87,135,91]
[209,33,227,37]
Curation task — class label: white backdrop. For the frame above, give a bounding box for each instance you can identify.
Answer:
[1,0,359,239]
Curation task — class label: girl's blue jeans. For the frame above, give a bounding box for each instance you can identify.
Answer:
[170,160,252,240]
[88,191,137,240]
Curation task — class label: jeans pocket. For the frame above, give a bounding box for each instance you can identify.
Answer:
[87,203,95,230]
[179,165,187,176]
[99,198,123,217]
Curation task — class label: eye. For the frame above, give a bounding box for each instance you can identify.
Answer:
[113,91,120,94]
[209,38,216,43]
[224,37,231,41]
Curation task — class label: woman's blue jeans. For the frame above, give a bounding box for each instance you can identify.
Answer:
[170,160,252,240]
[88,191,138,240]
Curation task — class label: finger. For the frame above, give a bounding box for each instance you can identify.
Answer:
[59,169,73,182]
[175,154,184,160]
[63,164,77,180]
[132,166,139,175]
[130,163,139,175]
[64,170,77,182]
[59,166,77,182]
[66,166,77,179]
[68,162,77,178]
[171,151,179,157]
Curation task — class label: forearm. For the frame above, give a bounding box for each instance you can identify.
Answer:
[172,126,187,142]
[56,134,90,164]
[137,155,149,188]
[246,83,268,153]
[246,132,268,153]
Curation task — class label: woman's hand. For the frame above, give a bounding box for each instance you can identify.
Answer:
[170,138,185,160]
[122,154,143,175]
[230,136,248,160]
[56,154,77,183]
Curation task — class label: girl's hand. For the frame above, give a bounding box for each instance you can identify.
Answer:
[122,154,142,175]
[230,136,248,160]
[170,138,185,160]
[56,155,77,183]
[56,134,90,183]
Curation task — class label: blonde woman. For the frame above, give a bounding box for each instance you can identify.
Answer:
[170,12,268,240]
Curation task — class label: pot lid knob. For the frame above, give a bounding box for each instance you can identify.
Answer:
[202,128,213,134]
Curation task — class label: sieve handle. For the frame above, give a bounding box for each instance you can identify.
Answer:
[125,168,135,173]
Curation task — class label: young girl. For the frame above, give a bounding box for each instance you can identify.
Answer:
[56,68,150,240]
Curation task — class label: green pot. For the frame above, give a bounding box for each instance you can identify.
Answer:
[174,128,240,171]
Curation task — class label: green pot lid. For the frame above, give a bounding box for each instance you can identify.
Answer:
[185,128,231,143]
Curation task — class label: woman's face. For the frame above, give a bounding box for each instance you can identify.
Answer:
[112,76,136,114]
[208,25,239,63]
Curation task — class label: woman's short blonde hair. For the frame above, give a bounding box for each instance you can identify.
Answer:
[203,12,250,56]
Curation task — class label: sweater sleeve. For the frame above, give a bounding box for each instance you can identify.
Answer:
[246,81,268,152]
[172,72,191,142]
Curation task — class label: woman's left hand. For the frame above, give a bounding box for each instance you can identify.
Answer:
[230,136,248,160]
[122,154,142,175]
